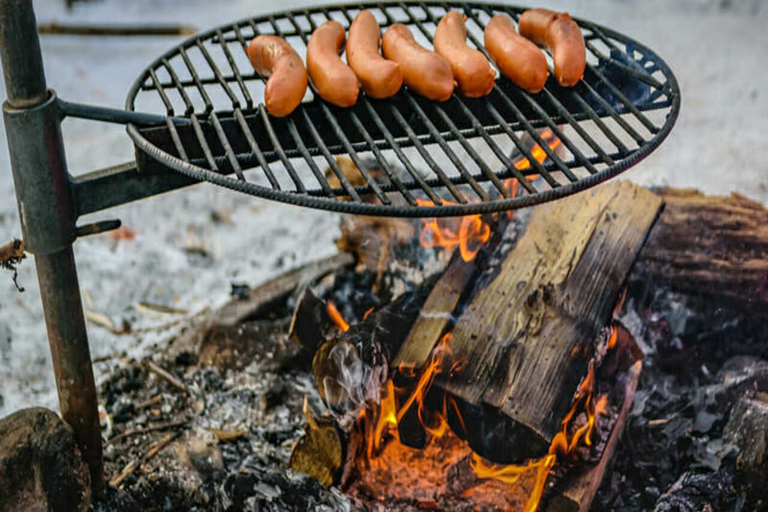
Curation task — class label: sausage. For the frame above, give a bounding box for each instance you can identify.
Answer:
[247,35,307,117]
[519,8,586,87]
[306,20,359,107]
[517,8,557,47]
[484,14,548,94]
[381,24,454,102]
[346,10,403,99]
[546,13,586,87]
[434,11,495,98]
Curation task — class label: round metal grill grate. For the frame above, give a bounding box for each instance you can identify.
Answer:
[125,1,680,217]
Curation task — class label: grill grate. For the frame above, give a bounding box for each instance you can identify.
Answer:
[125,1,680,217]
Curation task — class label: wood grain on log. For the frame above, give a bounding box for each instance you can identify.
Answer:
[440,181,662,463]
[638,189,768,315]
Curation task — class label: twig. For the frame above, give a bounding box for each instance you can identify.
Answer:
[38,22,197,37]
[109,432,179,488]
[135,394,164,411]
[106,419,187,446]
[147,361,187,393]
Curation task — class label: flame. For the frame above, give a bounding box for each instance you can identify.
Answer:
[416,202,491,262]
[511,129,561,173]
[326,300,349,332]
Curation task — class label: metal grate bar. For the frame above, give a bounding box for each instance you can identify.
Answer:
[298,107,363,201]
[584,24,668,93]
[284,118,335,196]
[161,58,195,115]
[389,102,488,201]
[217,27,254,109]
[148,69,174,116]
[210,111,245,180]
[165,117,189,161]
[177,46,214,113]
[234,108,281,189]
[559,88,629,156]
[195,39,240,108]
[190,114,219,171]
[282,11,391,205]
[541,88,614,166]
[579,79,646,146]
[581,43,659,134]
[258,105,306,192]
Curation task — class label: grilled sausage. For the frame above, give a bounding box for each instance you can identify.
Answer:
[307,20,359,107]
[247,35,307,117]
[346,10,403,99]
[381,24,454,101]
[484,14,548,94]
[519,8,586,87]
[433,11,495,98]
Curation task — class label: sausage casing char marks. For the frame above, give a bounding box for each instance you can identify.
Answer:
[247,35,308,117]
[434,11,495,98]
[346,10,403,99]
[519,8,586,87]
[382,23,454,102]
[484,14,548,94]
[306,20,360,107]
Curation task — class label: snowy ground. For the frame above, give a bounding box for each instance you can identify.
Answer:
[0,0,766,417]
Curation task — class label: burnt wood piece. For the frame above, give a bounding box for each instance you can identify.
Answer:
[289,287,336,353]
[638,189,768,316]
[393,248,479,369]
[545,361,642,512]
[722,392,768,508]
[440,180,663,463]
[312,277,438,427]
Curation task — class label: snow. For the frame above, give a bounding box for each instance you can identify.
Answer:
[1,0,767,417]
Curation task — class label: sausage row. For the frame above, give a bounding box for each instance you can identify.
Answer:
[246,8,586,117]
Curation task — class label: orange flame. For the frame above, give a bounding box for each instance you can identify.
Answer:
[416,129,561,261]
[326,300,349,332]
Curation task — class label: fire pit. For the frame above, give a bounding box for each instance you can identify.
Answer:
[0,0,680,508]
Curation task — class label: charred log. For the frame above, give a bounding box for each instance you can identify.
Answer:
[637,189,768,316]
[431,180,662,463]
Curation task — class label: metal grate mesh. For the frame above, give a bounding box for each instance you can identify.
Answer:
[125,1,680,217]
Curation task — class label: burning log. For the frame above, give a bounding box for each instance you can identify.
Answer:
[637,189,768,316]
[396,180,663,463]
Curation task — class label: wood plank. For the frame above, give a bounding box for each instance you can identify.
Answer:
[442,180,662,463]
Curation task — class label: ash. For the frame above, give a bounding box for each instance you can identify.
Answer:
[592,282,768,512]
[93,310,349,511]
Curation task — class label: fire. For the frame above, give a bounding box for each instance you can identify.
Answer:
[416,129,561,261]
[326,300,349,332]
[416,203,491,262]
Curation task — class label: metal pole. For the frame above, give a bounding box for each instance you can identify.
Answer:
[0,0,104,491]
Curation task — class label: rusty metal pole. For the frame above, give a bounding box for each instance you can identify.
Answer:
[0,0,104,491]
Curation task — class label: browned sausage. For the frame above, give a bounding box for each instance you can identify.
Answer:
[517,8,557,47]
[346,10,403,99]
[519,8,586,87]
[434,11,495,98]
[381,24,454,102]
[247,35,307,117]
[306,20,359,107]
[484,14,548,94]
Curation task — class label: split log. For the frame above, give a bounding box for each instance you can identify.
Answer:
[545,361,642,512]
[396,180,663,463]
[637,189,768,316]
[722,392,768,508]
